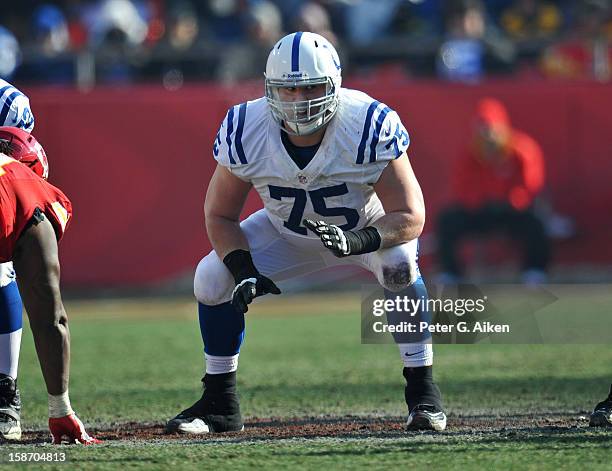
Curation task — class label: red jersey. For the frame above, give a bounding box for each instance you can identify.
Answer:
[0,154,72,262]
[452,129,545,210]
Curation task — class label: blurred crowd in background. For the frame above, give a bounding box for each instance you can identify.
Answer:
[1,0,612,87]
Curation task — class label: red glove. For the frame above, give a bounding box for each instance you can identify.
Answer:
[49,414,102,445]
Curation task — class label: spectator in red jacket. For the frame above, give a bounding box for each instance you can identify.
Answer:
[436,97,550,284]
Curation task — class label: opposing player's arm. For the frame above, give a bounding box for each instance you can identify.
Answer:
[372,153,425,247]
[14,211,100,445]
[204,165,253,259]
[12,213,69,395]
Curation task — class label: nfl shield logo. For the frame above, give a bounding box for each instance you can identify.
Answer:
[297,174,308,184]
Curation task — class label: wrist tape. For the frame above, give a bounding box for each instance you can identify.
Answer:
[344,226,382,255]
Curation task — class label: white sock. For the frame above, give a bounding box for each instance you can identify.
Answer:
[398,343,433,368]
[48,391,74,418]
[205,354,239,374]
[0,330,21,379]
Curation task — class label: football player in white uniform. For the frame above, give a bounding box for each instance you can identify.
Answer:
[167,31,447,434]
[0,78,36,441]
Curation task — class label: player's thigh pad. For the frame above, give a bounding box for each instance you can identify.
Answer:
[357,239,420,292]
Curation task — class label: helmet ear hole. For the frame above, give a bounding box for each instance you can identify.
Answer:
[0,139,11,156]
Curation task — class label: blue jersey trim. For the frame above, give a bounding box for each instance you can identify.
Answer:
[369,106,392,163]
[235,103,248,164]
[225,107,236,165]
[291,32,303,72]
[0,85,14,99]
[356,100,380,164]
[0,90,20,127]
[15,113,34,131]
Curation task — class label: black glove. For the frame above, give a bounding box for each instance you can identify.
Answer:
[223,249,281,313]
[303,219,382,257]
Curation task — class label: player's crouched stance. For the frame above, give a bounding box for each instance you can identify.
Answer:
[166,32,446,434]
[0,128,99,444]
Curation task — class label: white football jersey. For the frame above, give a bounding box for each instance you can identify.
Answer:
[0,78,35,132]
[213,88,410,238]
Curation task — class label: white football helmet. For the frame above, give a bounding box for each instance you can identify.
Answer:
[265,32,342,136]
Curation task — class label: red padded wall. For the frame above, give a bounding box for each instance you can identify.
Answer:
[23,80,612,286]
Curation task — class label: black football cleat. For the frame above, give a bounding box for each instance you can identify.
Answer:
[0,374,21,441]
[403,366,447,431]
[406,404,447,431]
[589,383,612,427]
[166,372,243,434]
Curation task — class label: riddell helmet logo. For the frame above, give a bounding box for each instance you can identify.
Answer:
[284,72,306,79]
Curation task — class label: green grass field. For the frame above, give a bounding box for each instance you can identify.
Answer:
[1,293,610,470]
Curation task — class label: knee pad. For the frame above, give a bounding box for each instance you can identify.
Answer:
[194,251,234,305]
[375,241,420,291]
[380,261,419,291]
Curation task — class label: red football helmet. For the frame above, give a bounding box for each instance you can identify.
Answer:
[0,126,49,179]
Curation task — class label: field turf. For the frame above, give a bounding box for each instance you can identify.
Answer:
[1,292,610,469]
